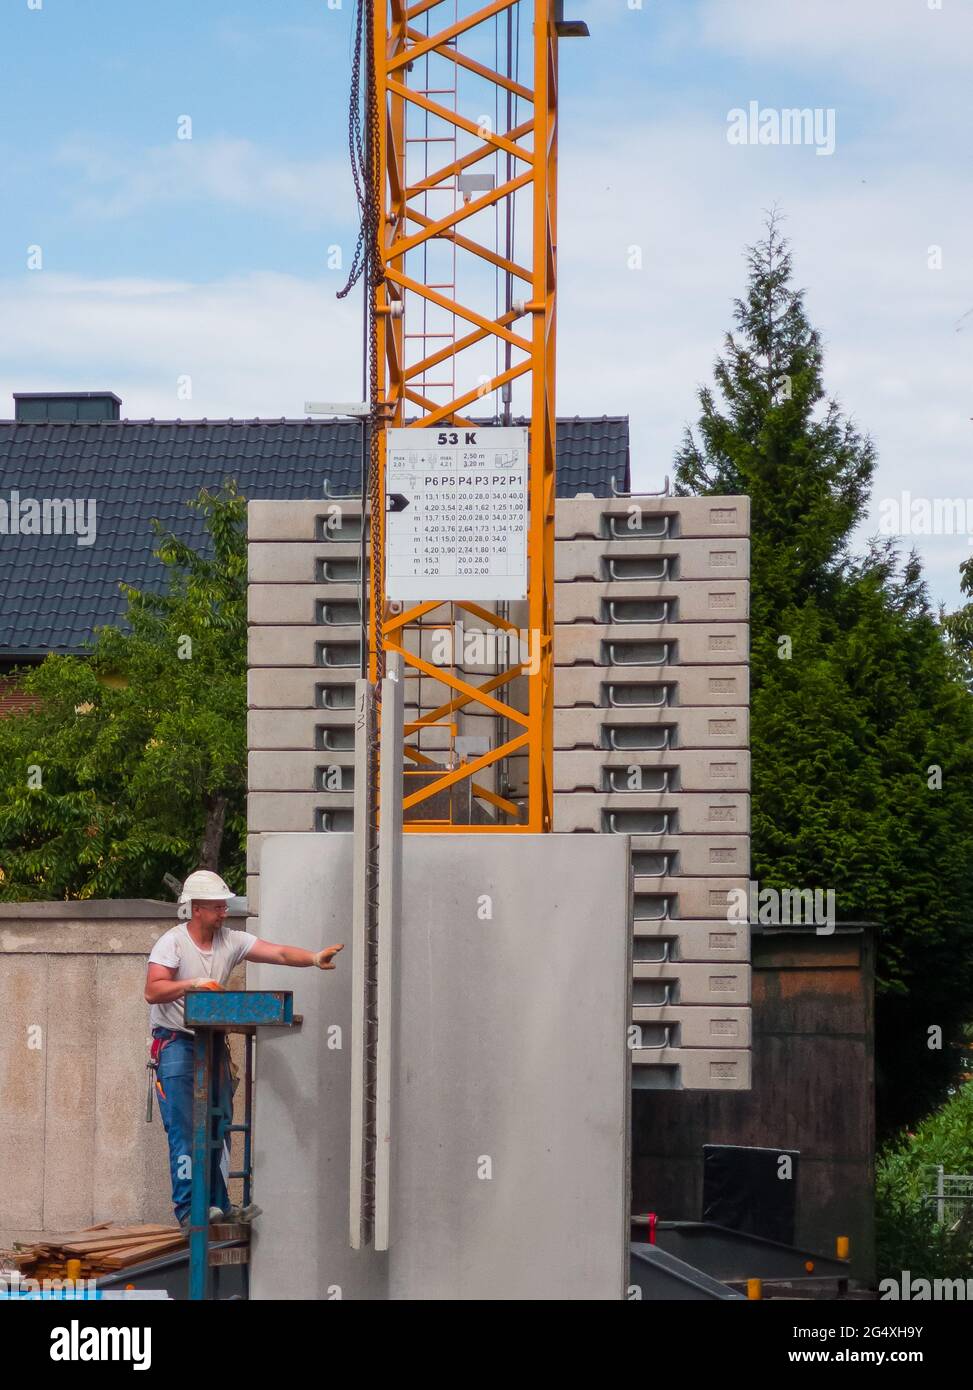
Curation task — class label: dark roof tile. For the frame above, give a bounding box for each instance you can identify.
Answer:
[0,415,629,655]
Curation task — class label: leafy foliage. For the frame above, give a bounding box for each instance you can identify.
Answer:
[0,483,247,900]
[877,1082,973,1281]
[676,213,973,1129]
[941,553,973,690]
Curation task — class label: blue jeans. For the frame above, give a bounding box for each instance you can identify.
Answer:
[153,1028,232,1223]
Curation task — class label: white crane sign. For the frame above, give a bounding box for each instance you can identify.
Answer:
[384,426,529,602]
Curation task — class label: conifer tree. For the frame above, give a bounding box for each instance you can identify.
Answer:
[677,214,973,1129]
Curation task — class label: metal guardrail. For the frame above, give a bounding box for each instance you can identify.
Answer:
[924,1166,973,1228]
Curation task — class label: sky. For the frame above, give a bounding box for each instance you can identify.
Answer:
[1,0,971,604]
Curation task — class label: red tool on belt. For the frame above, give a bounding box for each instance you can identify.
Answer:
[145,1033,175,1122]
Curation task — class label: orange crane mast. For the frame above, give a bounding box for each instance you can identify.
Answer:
[350,0,586,834]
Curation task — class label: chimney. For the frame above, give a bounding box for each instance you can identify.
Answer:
[14,391,121,423]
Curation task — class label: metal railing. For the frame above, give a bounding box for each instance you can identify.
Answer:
[924,1165,973,1229]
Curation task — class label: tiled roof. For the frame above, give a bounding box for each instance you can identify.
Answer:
[0,415,629,656]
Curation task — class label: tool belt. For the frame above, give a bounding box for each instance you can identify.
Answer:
[145,1028,234,1120]
[146,1034,180,1117]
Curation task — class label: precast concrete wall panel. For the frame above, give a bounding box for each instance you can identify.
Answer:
[247,834,388,1301]
[249,832,631,1300]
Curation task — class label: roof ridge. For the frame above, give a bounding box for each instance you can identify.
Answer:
[0,418,341,428]
[0,414,630,428]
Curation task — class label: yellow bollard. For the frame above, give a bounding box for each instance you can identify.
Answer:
[836,1235,850,1259]
[66,1258,81,1284]
[747,1277,762,1300]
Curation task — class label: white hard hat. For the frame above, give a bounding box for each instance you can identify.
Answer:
[179,869,235,905]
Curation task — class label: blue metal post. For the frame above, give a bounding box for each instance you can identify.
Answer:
[189,1027,214,1302]
[182,992,298,1298]
[242,1034,253,1208]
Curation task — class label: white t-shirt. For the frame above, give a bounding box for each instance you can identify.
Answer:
[148,922,258,1034]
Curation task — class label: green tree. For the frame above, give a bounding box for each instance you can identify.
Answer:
[676,214,973,1129]
[942,554,973,690]
[0,482,247,900]
[877,1079,973,1281]
[675,211,874,624]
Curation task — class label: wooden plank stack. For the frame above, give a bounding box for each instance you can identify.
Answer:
[1,1222,185,1279]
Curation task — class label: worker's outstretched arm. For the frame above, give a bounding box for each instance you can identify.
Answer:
[245,940,344,970]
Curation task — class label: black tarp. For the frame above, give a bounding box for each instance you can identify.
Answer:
[702,1144,800,1245]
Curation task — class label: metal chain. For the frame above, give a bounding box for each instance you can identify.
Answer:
[336,0,387,1244]
[364,0,386,684]
[361,0,384,1232]
[337,0,385,305]
[336,0,369,302]
[339,0,386,682]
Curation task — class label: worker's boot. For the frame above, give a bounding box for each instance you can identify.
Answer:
[222,1202,262,1224]
[178,1207,226,1232]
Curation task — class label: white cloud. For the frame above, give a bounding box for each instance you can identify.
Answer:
[0,271,363,419]
[55,136,347,224]
[554,114,973,604]
[5,67,973,606]
[698,0,973,78]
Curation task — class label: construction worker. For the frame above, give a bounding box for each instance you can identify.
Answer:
[144,868,343,1230]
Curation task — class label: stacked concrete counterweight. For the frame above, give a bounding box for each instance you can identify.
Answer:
[552,496,751,1091]
[246,498,368,923]
[246,492,751,1092]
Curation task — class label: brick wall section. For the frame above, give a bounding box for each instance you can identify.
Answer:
[0,676,39,718]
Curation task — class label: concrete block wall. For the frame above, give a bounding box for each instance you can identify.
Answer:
[0,902,248,1243]
[246,493,751,1090]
